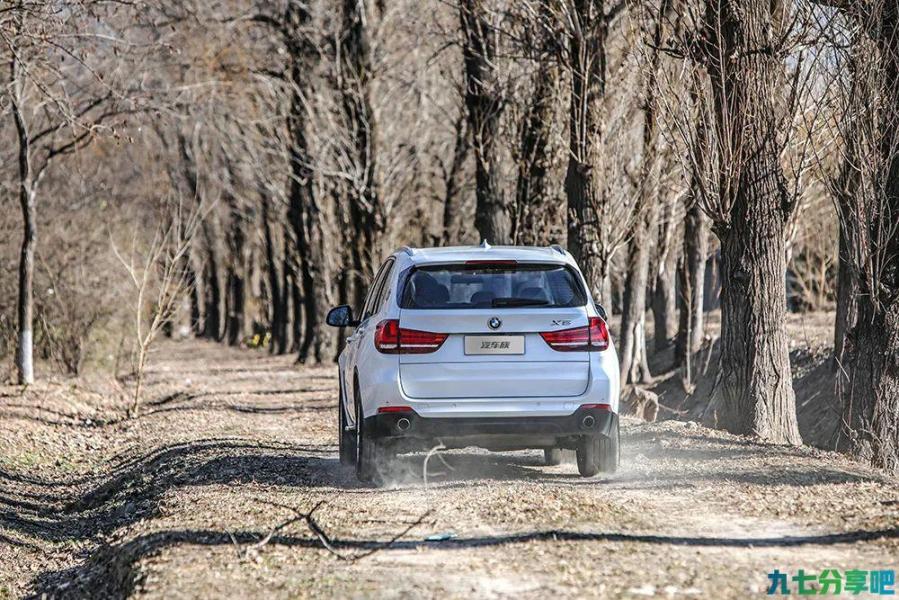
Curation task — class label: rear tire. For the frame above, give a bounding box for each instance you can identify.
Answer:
[597,419,620,474]
[576,421,620,477]
[354,386,392,485]
[544,448,562,466]
[338,378,355,466]
[576,436,599,477]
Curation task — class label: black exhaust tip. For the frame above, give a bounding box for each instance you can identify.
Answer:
[396,417,411,432]
[582,415,596,429]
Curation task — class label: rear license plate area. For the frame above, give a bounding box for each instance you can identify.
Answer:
[464,335,525,355]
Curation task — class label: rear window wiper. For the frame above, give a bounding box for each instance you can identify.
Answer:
[492,298,549,307]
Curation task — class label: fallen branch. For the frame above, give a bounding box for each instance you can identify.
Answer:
[248,499,431,562]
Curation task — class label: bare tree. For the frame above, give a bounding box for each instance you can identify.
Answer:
[242,1,337,363]
[1,3,138,384]
[654,0,830,444]
[460,0,511,244]
[650,191,681,351]
[113,199,204,415]
[831,95,860,369]
[675,77,709,373]
[818,0,899,473]
[618,0,670,385]
[511,8,560,246]
[700,0,803,444]
[561,0,611,301]
[676,197,708,375]
[338,0,387,310]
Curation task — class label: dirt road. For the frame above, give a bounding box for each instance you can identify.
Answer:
[1,341,896,598]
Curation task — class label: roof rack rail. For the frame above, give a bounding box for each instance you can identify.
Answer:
[550,244,566,255]
[398,246,415,256]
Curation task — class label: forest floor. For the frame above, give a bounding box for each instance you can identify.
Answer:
[1,334,897,599]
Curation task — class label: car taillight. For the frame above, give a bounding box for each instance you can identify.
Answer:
[374,319,448,354]
[378,405,413,413]
[581,403,612,411]
[540,317,609,352]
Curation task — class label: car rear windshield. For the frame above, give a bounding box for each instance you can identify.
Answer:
[400,263,587,309]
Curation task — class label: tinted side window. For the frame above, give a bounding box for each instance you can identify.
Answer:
[372,260,395,313]
[360,262,388,319]
[362,259,394,320]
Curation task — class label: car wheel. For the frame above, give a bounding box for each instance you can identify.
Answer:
[576,436,599,477]
[354,385,387,485]
[338,378,356,466]
[543,448,562,466]
[597,419,620,474]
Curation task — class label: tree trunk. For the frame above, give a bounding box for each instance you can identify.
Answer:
[701,0,801,444]
[651,197,678,351]
[652,248,677,350]
[832,134,860,371]
[340,0,386,311]
[12,83,35,385]
[187,257,202,337]
[833,215,857,370]
[286,146,332,364]
[564,0,608,304]
[839,9,899,474]
[225,197,246,347]
[286,3,334,364]
[289,270,302,353]
[676,199,707,366]
[460,0,510,244]
[619,1,667,382]
[618,210,654,384]
[225,272,244,347]
[513,59,556,246]
[261,192,287,354]
[710,189,799,443]
[202,260,222,340]
[442,110,469,245]
[201,225,223,342]
[16,181,36,386]
[842,300,899,474]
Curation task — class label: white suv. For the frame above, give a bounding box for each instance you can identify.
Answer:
[326,244,620,484]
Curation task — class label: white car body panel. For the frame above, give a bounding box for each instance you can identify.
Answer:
[338,245,620,428]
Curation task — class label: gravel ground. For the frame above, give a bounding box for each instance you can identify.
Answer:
[0,340,896,599]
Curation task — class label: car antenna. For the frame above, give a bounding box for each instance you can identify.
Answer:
[480,239,491,249]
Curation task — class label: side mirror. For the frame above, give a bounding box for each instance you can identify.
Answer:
[595,303,609,321]
[326,305,359,328]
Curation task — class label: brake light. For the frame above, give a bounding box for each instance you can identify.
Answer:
[540,317,609,352]
[580,403,612,411]
[374,319,448,354]
[464,260,517,265]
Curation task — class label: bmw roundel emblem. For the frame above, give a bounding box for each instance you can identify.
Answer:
[488,317,502,330]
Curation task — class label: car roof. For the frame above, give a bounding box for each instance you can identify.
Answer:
[394,244,575,266]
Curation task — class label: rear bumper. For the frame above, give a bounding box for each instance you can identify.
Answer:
[356,344,620,421]
[366,405,617,443]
